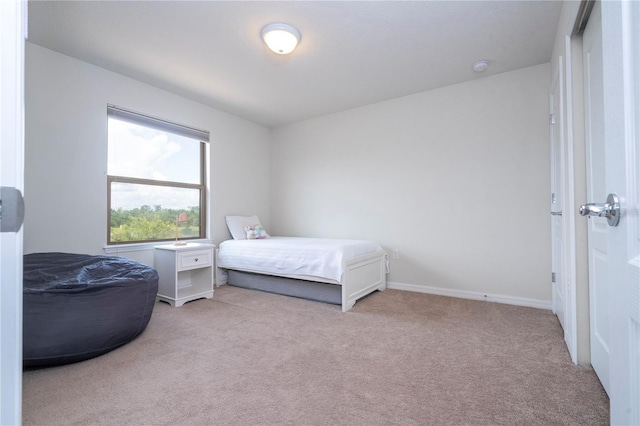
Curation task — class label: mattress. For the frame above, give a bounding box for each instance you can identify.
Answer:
[217,237,384,282]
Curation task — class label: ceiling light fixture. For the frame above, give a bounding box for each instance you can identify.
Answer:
[261,23,301,55]
[473,60,489,73]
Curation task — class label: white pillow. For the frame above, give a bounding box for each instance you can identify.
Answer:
[226,215,263,240]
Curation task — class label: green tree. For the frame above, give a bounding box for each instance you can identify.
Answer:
[110,205,201,242]
[111,216,174,242]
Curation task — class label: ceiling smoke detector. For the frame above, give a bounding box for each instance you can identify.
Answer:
[473,60,489,73]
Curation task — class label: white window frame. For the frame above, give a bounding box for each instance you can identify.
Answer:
[106,104,209,245]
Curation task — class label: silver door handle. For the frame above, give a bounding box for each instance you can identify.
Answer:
[580,204,607,216]
[579,193,620,227]
[550,211,563,216]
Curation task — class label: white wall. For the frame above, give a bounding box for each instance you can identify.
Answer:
[24,43,271,261]
[271,64,551,305]
[25,43,552,306]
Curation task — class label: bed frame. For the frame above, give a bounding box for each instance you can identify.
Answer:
[224,251,387,312]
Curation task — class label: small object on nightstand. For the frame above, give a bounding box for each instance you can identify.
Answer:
[174,213,189,246]
[154,243,214,307]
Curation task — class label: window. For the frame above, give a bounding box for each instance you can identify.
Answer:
[107,105,209,244]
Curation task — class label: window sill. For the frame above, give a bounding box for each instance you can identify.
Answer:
[103,239,214,255]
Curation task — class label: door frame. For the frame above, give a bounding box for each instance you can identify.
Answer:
[0,0,25,424]
[551,42,579,364]
[562,33,580,365]
[550,63,568,335]
[582,2,611,394]
[551,0,599,368]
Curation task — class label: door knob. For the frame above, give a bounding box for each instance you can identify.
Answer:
[0,186,25,233]
[579,193,620,227]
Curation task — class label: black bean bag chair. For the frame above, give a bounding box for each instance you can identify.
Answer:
[23,252,158,367]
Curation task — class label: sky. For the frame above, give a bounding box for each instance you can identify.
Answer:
[108,118,202,211]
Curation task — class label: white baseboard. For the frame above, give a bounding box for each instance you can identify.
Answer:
[387,281,552,310]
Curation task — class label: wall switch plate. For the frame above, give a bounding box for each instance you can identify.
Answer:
[392,249,399,259]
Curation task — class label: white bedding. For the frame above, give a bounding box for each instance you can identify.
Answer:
[217,237,384,282]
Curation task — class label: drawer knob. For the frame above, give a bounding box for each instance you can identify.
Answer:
[194,258,198,262]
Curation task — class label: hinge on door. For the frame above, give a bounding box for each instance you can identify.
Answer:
[552,272,556,283]
[551,193,556,204]
[549,113,556,125]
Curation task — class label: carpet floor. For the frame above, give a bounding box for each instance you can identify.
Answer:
[22,285,609,425]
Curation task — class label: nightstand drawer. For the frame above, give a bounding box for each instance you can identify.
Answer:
[178,249,212,271]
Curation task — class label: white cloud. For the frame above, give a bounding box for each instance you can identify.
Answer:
[111,182,200,211]
[108,118,202,210]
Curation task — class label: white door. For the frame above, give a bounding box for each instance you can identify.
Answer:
[582,1,640,423]
[601,1,640,422]
[0,0,25,424]
[583,2,609,396]
[550,70,566,333]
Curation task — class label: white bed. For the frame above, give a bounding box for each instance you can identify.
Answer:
[217,237,387,312]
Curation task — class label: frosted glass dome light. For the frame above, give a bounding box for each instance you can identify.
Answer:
[261,23,301,55]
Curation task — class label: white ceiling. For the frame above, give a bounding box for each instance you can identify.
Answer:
[27,1,562,128]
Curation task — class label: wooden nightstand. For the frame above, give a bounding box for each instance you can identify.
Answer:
[154,243,214,307]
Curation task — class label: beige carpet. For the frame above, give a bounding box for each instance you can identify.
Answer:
[23,286,609,425]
